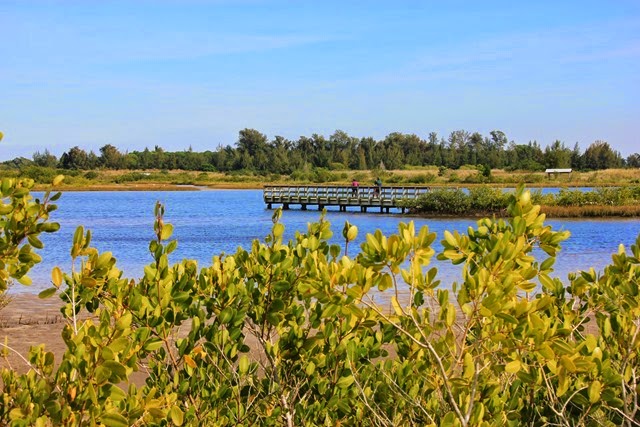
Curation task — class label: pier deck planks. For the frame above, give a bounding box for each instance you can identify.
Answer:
[263,185,430,213]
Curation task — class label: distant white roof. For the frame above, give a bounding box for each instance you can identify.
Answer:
[545,168,572,173]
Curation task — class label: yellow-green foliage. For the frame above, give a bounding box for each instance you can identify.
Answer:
[0,178,60,292]
[1,186,639,426]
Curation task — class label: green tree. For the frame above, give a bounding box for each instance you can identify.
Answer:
[268,135,293,173]
[571,142,584,170]
[59,146,89,170]
[99,144,124,169]
[32,149,58,168]
[583,140,623,169]
[237,128,269,170]
[310,133,331,168]
[626,153,640,168]
[123,153,139,169]
[544,140,572,168]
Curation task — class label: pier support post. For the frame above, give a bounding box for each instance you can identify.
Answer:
[283,203,289,210]
[267,203,272,209]
[301,204,307,210]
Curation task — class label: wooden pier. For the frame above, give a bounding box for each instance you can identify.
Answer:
[263,185,430,213]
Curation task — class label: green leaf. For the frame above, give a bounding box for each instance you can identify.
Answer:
[40,223,60,234]
[346,225,358,242]
[540,257,555,271]
[169,406,184,426]
[44,400,62,416]
[505,360,521,374]
[17,275,32,286]
[108,384,126,401]
[462,352,475,380]
[144,338,164,352]
[81,277,97,288]
[559,355,576,372]
[219,307,233,324]
[108,337,129,353]
[391,296,403,315]
[103,360,127,380]
[443,230,457,248]
[441,411,459,427]
[336,375,354,389]
[365,233,382,253]
[73,226,84,246]
[378,274,392,291]
[445,305,455,326]
[38,287,57,299]
[305,361,316,376]
[539,274,555,291]
[273,281,291,292]
[238,355,249,375]
[321,304,339,318]
[160,223,174,240]
[8,408,24,420]
[0,203,13,215]
[113,312,132,332]
[166,240,178,254]
[334,399,349,414]
[538,344,555,360]
[13,187,29,197]
[101,412,129,427]
[273,223,285,238]
[495,313,518,324]
[51,266,62,288]
[27,235,44,249]
[96,252,113,269]
[588,380,601,403]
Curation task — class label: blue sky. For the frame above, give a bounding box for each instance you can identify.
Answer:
[1,0,639,160]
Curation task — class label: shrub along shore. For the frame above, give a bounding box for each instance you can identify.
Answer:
[2,179,640,426]
[398,186,640,217]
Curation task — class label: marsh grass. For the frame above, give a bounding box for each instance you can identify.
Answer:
[12,164,639,190]
[541,204,640,217]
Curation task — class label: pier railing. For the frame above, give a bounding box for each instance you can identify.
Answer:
[263,185,430,213]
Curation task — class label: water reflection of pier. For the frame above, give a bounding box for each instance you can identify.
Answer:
[263,185,430,213]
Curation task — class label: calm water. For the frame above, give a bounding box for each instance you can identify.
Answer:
[11,189,640,294]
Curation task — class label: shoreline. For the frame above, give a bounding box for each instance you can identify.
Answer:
[33,182,267,191]
[402,205,640,219]
[33,181,629,192]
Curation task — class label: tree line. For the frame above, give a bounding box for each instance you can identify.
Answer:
[13,128,640,173]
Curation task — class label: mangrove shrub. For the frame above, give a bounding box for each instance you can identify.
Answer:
[0,185,639,426]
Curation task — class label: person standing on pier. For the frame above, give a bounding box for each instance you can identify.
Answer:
[351,179,359,196]
[374,177,382,196]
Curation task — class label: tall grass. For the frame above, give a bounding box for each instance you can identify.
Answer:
[540,205,640,217]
